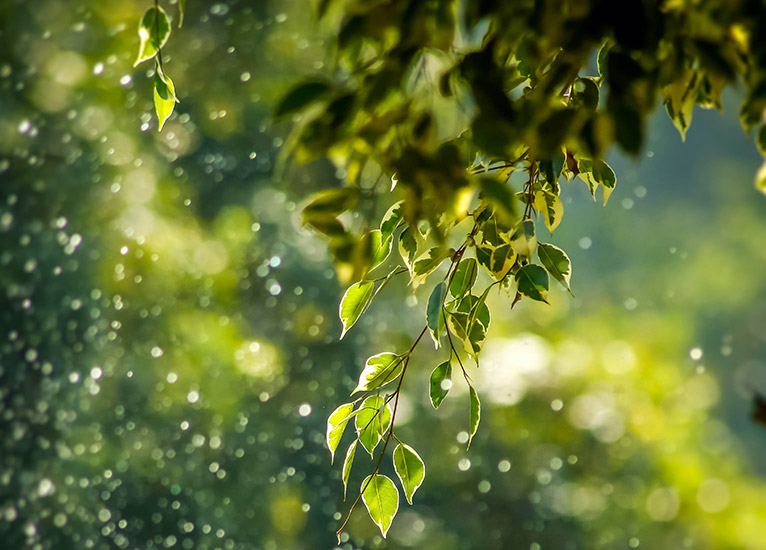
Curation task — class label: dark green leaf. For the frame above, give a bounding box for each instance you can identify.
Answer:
[429,360,452,409]
[515,264,549,303]
[450,258,478,299]
[426,282,447,348]
[537,243,573,295]
[274,80,332,118]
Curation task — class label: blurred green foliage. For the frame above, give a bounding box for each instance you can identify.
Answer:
[1,1,766,550]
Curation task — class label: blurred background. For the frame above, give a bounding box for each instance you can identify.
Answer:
[1,1,766,549]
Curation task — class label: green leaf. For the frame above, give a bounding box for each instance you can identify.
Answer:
[450,258,478,299]
[178,0,186,27]
[756,161,766,195]
[355,396,392,456]
[274,80,332,118]
[577,158,617,205]
[515,264,549,304]
[429,360,452,409]
[368,229,392,271]
[757,126,766,157]
[153,65,178,132]
[537,243,573,295]
[533,190,564,234]
[342,440,357,499]
[392,443,426,505]
[380,200,404,242]
[303,188,357,217]
[360,474,399,538]
[426,282,447,348]
[352,352,404,394]
[663,69,699,141]
[511,219,537,258]
[398,226,418,276]
[339,281,374,339]
[413,247,449,280]
[488,243,516,280]
[468,385,481,448]
[135,6,171,67]
[326,403,355,463]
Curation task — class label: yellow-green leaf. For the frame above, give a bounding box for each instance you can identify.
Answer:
[468,385,481,448]
[339,280,374,339]
[352,352,404,394]
[393,443,425,505]
[153,66,178,132]
[355,396,391,456]
[342,440,357,499]
[360,474,399,538]
[135,6,171,67]
[326,403,355,463]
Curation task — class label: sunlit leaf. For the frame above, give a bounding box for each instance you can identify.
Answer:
[352,352,404,394]
[355,396,391,456]
[468,384,481,448]
[533,190,564,233]
[135,6,171,67]
[392,443,425,504]
[360,474,399,538]
[326,403,355,463]
[153,65,178,132]
[537,243,573,295]
[339,281,374,339]
[380,200,404,242]
[342,440,357,499]
[426,282,447,348]
[515,264,549,303]
[398,226,418,276]
[577,158,617,205]
[429,360,451,409]
[368,229,392,271]
[178,0,186,27]
[413,247,450,280]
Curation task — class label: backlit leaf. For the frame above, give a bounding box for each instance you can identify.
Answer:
[326,403,355,463]
[398,226,418,276]
[393,443,425,504]
[355,396,392,456]
[153,65,178,132]
[352,353,404,394]
[135,7,171,67]
[360,474,399,538]
[468,384,481,448]
[342,440,357,499]
[339,280,374,339]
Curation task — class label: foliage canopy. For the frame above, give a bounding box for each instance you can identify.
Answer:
[134,0,766,539]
